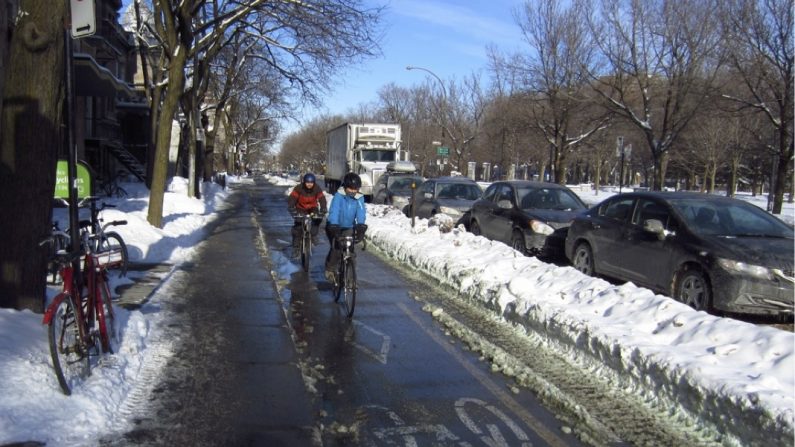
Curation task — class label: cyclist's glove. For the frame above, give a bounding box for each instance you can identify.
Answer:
[354,224,368,243]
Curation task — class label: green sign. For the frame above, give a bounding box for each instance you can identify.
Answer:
[54,160,92,198]
[437,146,449,156]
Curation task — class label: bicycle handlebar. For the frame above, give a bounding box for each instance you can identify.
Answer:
[293,212,325,222]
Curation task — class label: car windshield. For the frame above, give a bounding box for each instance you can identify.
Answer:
[517,187,586,211]
[436,183,482,200]
[388,176,422,192]
[671,198,794,237]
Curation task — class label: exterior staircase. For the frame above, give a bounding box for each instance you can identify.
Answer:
[108,144,146,182]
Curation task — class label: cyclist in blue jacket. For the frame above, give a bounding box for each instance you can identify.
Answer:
[325,172,367,283]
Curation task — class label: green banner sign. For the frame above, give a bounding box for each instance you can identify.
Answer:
[437,146,449,156]
[54,160,92,198]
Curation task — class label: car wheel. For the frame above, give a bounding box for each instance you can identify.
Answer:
[511,230,526,255]
[572,242,594,276]
[470,220,482,236]
[676,268,712,312]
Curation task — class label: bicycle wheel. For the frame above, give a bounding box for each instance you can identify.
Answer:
[97,231,128,277]
[301,231,311,272]
[48,295,90,395]
[333,262,344,303]
[96,276,118,354]
[341,260,356,318]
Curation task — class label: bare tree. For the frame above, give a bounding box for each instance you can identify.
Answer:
[279,114,342,173]
[491,0,609,185]
[144,0,382,228]
[206,38,291,175]
[585,0,724,190]
[443,74,487,174]
[718,0,793,213]
[685,114,737,193]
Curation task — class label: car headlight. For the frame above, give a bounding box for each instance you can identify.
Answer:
[717,258,775,280]
[530,219,554,235]
[439,206,462,217]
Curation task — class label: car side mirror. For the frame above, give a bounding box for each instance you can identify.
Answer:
[497,199,513,209]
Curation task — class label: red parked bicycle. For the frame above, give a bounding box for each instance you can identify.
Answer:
[41,236,120,395]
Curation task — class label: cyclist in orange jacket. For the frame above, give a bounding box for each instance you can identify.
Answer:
[288,173,327,258]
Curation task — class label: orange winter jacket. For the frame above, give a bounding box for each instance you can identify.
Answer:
[288,183,327,213]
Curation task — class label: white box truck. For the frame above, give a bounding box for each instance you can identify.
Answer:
[325,123,409,200]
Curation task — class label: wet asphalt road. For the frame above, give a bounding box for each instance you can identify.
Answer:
[252,179,589,446]
[99,178,729,447]
[100,178,589,446]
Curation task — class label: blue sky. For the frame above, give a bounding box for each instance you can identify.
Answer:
[296,0,527,127]
[119,0,528,137]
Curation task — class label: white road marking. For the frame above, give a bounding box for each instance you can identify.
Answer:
[350,319,391,364]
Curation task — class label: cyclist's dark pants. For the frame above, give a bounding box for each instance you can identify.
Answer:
[324,227,354,273]
[291,218,322,248]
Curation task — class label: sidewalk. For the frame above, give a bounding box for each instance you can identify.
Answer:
[106,186,319,445]
[114,262,175,310]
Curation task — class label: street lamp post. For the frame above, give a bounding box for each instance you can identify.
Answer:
[406,65,448,174]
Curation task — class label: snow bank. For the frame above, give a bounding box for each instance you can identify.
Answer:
[365,204,794,446]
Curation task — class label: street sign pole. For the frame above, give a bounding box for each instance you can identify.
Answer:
[64,26,80,253]
[65,0,96,262]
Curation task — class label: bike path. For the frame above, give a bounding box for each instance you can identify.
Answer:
[106,184,319,446]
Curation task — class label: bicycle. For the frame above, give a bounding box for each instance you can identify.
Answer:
[294,212,324,272]
[64,197,129,277]
[332,226,366,318]
[99,172,129,198]
[46,221,71,284]
[40,236,119,395]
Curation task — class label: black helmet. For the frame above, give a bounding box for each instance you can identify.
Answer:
[342,172,362,189]
[303,173,316,183]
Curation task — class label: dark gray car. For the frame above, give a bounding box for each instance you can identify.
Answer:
[564,191,794,318]
[372,172,424,212]
[468,181,587,259]
[409,177,482,222]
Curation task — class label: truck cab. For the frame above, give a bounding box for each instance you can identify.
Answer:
[326,123,407,200]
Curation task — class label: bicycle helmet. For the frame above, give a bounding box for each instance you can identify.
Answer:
[302,173,316,184]
[342,172,362,189]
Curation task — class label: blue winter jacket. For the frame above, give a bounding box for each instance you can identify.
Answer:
[327,191,366,229]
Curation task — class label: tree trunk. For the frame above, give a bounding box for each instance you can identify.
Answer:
[708,163,716,194]
[594,158,602,195]
[555,149,567,186]
[772,146,791,214]
[0,0,66,311]
[147,42,188,228]
[146,84,162,189]
[728,156,739,198]
[655,151,669,191]
[0,0,14,120]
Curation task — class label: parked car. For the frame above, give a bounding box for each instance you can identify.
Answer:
[468,181,587,259]
[372,162,423,213]
[564,191,794,317]
[409,176,483,222]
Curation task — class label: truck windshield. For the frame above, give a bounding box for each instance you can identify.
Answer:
[361,150,396,162]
